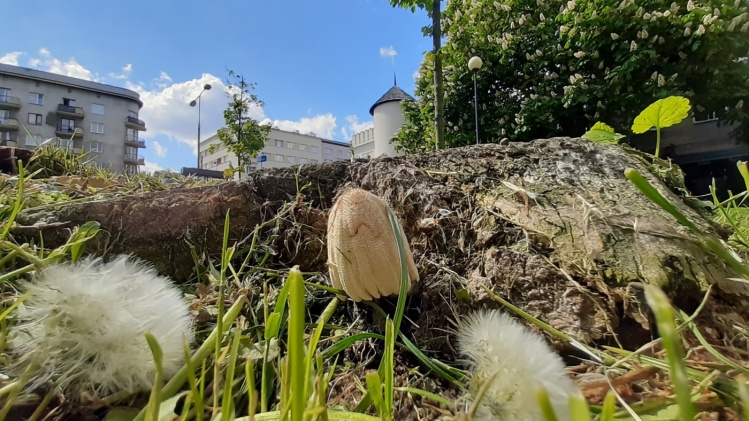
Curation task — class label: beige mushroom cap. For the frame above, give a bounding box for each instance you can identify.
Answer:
[326,188,420,302]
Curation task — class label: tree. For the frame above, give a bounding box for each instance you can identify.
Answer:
[390,0,445,150]
[394,0,749,152]
[214,70,271,177]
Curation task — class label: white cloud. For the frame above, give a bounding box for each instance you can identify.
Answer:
[32,48,98,81]
[341,115,374,140]
[154,71,173,89]
[261,114,338,139]
[0,51,25,66]
[109,63,133,80]
[141,160,165,174]
[152,141,167,157]
[413,68,421,82]
[127,73,239,154]
[379,46,398,58]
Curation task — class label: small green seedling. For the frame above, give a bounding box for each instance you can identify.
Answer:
[631,96,691,158]
[581,122,625,145]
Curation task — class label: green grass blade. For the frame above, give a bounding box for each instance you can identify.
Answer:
[643,285,696,421]
[221,320,244,421]
[0,161,26,242]
[144,333,164,421]
[287,267,307,421]
[305,298,338,401]
[537,387,559,421]
[133,296,247,421]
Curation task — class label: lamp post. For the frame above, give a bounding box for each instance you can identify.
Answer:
[468,56,483,145]
[190,83,212,168]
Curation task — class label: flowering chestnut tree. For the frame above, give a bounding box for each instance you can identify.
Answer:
[395,0,749,153]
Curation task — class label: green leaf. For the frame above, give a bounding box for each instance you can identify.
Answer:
[631,96,691,134]
[581,122,625,144]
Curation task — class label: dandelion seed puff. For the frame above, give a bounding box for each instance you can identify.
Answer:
[11,254,194,398]
[456,309,578,421]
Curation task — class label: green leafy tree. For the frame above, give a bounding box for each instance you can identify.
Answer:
[395,0,749,152]
[390,0,445,150]
[214,70,271,176]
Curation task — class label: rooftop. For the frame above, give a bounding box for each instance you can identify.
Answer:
[369,84,415,116]
[0,63,143,107]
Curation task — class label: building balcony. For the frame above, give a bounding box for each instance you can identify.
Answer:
[0,118,19,130]
[0,96,21,110]
[124,135,147,148]
[56,104,85,118]
[124,153,145,165]
[55,126,83,138]
[0,134,18,147]
[125,116,147,131]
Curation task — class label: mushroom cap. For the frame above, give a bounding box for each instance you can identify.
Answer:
[326,188,419,302]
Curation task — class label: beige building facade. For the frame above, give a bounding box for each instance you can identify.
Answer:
[200,127,351,178]
[0,63,146,175]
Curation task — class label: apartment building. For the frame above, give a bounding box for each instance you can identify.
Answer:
[0,63,146,175]
[200,127,352,178]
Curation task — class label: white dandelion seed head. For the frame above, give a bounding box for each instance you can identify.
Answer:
[10,254,195,398]
[455,309,578,421]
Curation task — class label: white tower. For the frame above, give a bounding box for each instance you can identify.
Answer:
[369,76,415,158]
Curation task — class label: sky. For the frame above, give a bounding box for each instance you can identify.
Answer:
[0,0,432,173]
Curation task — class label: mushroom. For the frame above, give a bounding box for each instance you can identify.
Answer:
[326,188,419,302]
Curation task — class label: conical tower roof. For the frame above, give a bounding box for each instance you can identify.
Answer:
[369,84,415,116]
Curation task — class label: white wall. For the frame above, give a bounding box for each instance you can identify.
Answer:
[352,127,375,159]
[373,101,406,157]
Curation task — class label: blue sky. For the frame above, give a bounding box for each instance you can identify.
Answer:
[1,0,431,172]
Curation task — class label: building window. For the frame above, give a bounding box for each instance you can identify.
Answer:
[28,113,42,126]
[91,122,104,134]
[299,144,307,152]
[60,118,76,132]
[311,146,319,153]
[92,104,105,115]
[89,141,104,153]
[311,159,319,163]
[324,147,332,154]
[299,157,308,164]
[0,110,8,123]
[62,98,76,106]
[287,142,295,149]
[0,132,10,141]
[288,156,296,163]
[128,110,138,118]
[324,159,333,162]
[274,154,284,162]
[25,134,42,147]
[336,150,342,156]
[0,88,9,101]
[275,139,283,147]
[29,92,43,105]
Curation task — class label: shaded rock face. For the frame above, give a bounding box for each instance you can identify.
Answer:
[16,138,748,353]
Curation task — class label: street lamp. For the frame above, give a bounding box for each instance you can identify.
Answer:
[468,56,483,145]
[190,83,212,168]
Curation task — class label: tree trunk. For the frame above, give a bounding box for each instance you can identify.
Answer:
[14,138,749,349]
[432,0,445,150]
